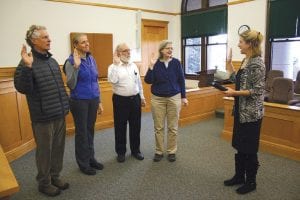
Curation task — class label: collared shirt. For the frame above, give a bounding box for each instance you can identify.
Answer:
[108,61,145,99]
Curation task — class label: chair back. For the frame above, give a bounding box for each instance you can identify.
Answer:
[269,77,294,104]
[265,70,284,92]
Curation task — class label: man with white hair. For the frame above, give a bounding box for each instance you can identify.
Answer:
[14,25,69,197]
[108,43,146,163]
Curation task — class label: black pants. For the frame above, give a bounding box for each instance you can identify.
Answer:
[70,98,99,170]
[112,94,141,155]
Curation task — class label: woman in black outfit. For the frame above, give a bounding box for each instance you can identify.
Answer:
[223,29,265,194]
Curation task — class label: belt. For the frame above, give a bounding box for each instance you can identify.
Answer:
[113,93,139,99]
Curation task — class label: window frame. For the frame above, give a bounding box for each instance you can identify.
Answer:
[270,37,300,80]
[181,0,228,78]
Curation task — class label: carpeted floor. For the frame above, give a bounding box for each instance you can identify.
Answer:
[10,112,300,200]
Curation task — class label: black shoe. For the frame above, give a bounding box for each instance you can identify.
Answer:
[51,178,70,190]
[132,152,144,160]
[117,154,125,163]
[153,153,163,162]
[38,185,61,197]
[168,154,176,162]
[90,161,104,170]
[80,167,96,175]
[224,175,245,186]
[236,182,256,194]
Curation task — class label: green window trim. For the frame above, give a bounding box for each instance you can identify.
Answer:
[181,7,227,38]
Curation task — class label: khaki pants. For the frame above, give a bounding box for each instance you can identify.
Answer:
[151,94,181,154]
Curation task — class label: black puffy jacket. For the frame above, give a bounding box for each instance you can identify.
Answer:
[14,49,69,122]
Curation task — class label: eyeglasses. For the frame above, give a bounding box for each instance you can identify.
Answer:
[120,49,131,53]
[164,47,173,50]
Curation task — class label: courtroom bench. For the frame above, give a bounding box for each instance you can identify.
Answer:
[0,145,19,199]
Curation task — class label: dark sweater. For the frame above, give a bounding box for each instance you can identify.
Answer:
[144,58,186,98]
[14,49,69,122]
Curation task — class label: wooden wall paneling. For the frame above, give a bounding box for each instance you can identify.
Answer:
[0,68,16,78]
[91,33,113,78]
[180,88,218,126]
[222,97,300,161]
[94,81,114,130]
[0,79,22,152]
[141,78,151,112]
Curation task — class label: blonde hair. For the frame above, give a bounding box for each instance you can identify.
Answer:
[72,33,87,46]
[158,40,172,59]
[25,25,46,47]
[239,30,263,57]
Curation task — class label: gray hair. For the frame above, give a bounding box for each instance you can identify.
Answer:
[25,25,46,47]
[158,40,172,59]
[72,33,87,46]
[115,43,128,52]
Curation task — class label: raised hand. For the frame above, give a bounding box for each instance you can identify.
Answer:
[113,51,120,65]
[227,47,232,63]
[21,44,33,67]
[149,53,157,70]
[73,48,81,68]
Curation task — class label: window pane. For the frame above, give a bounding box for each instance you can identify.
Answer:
[185,46,201,74]
[209,0,227,7]
[186,37,201,45]
[187,0,202,11]
[207,44,227,71]
[208,34,227,44]
[271,40,300,80]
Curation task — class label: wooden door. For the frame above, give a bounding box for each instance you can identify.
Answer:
[140,19,168,76]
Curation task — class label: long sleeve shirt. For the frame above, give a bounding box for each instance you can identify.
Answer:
[144,58,186,98]
[107,61,145,99]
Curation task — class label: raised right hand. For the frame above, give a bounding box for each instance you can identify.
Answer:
[21,44,33,68]
[149,53,157,70]
[227,47,232,63]
[113,51,120,65]
[73,48,81,68]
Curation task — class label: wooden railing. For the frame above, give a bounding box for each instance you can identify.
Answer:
[222,97,300,161]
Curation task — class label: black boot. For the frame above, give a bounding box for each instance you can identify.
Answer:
[224,153,245,186]
[236,155,259,194]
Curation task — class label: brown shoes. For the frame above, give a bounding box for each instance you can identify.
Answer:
[51,178,70,190]
[38,184,61,197]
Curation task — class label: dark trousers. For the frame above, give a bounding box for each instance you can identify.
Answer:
[32,117,66,187]
[112,94,141,155]
[70,98,99,170]
[236,151,259,183]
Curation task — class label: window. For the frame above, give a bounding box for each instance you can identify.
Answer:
[184,38,201,74]
[181,0,227,77]
[186,0,202,11]
[271,38,300,81]
[183,34,227,75]
[182,0,227,13]
[266,0,300,78]
[207,34,227,71]
[209,0,227,7]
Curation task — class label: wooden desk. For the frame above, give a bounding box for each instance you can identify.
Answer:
[0,145,19,199]
[222,97,300,161]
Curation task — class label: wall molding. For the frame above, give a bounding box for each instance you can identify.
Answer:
[47,0,180,16]
[227,0,254,6]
